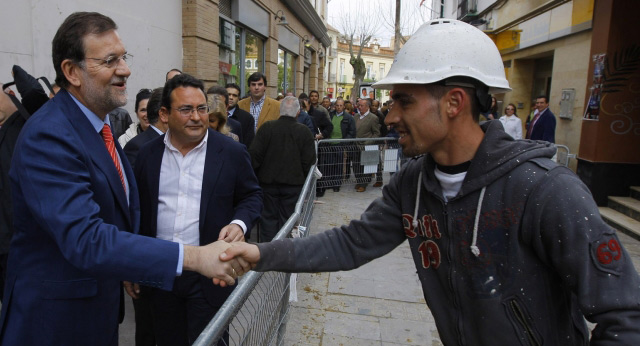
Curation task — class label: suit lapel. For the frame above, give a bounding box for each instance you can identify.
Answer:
[58,91,131,225]
[147,137,165,236]
[199,130,224,231]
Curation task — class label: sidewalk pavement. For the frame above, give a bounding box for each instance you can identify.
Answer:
[282,183,640,346]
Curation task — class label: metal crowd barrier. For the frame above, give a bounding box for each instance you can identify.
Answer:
[193,165,317,346]
[315,137,407,191]
[554,144,576,167]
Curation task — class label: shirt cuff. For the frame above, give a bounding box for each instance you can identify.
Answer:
[231,220,247,234]
[176,243,184,276]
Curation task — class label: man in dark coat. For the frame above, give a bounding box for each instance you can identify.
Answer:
[249,96,315,242]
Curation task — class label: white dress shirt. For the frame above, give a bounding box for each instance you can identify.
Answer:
[156,130,209,246]
[499,115,523,140]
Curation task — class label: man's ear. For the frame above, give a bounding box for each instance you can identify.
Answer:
[159,107,169,123]
[443,88,466,119]
[61,59,82,87]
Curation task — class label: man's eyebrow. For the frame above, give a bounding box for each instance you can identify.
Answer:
[391,92,414,104]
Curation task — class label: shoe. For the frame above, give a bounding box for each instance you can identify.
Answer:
[333,187,340,192]
[316,189,325,197]
[356,186,366,192]
[373,181,383,187]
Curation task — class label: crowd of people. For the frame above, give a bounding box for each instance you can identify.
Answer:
[0,11,638,346]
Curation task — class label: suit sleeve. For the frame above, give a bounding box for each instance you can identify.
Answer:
[123,140,139,170]
[12,120,178,289]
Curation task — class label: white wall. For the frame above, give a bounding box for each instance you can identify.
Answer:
[0,0,183,118]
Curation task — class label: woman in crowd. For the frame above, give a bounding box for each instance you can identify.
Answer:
[499,103,523,139]
[481,96,498,121]
[118,89,151,147]
[208,97,239,141]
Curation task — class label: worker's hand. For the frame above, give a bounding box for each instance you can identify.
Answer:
[213,242,259,286]
[218,223,245,243]
[183,241,246,287]
[123,281,140,299]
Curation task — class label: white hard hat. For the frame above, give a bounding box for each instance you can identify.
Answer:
[373,19,511,94]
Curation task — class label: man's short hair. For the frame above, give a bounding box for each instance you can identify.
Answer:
[309,90,319,97]
[322,96,330,102]
[52,12,117,89]
[424,84,480,122]
[537,95,549,103]
[280,96,300,118]
[359,98,372,108]
[247,72,267,86]
[166,68,182,81]
[298,92,309,101]
[162,74,206,109]
[147,87,163,125]
[135,89,152,113]
[225,83,241,94]
[206,85,229,106]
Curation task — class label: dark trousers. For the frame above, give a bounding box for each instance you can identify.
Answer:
[325,144,346,188]
[316,144,330,191]
[0,253,7,303]
[132,287,156,346]
[151,271,227,346]
[353,146,372,187]
[259,184,302,242]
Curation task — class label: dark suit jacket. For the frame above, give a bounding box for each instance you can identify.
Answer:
[229,106,255,147]
[227,117,243,144]
[123,127,161,170]
[0,111,25,255]
[529,109,556,143]
[0,90,179,346]
[134,129,262,306]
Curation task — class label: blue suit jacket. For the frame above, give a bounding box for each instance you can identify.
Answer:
[529,109,556,143]
[0,90,180,346]
[134,129,262,306]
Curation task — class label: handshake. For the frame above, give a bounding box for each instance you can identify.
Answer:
[183,240,260,287]
[125,224,261,299]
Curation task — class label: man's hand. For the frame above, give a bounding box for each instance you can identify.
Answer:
[212,242,260,286]
[218,223,245,243]
[183,240,247,287]
[123,281,140,299]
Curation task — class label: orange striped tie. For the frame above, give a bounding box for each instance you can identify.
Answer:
[101,124,126,192]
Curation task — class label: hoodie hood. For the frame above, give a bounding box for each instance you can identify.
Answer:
[421,120,556,200]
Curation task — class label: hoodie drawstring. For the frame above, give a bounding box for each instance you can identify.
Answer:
[412,171,423,228]
[470,186,486,257]
[413,169,484,258]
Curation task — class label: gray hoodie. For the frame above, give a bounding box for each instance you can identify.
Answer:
[256,120,640,345]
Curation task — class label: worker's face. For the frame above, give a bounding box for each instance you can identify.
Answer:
[385,84,446,157]
[226,87,240,108]
[535,97,548,112]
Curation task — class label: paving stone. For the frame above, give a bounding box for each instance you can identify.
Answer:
[322,311,381,341]
[379,318,441,345]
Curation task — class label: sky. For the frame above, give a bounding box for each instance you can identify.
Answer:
[326,0,439,46]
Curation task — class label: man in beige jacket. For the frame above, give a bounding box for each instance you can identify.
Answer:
[238,72,280,132]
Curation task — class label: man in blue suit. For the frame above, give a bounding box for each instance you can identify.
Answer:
[0,12,245,346]
[134,74,262,345]
[526,96,556,143]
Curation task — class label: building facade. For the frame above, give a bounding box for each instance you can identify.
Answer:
[1,0,330,116]
[324,24,394,103]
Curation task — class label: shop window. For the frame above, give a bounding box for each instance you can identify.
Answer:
[278,48,296,95]
[218,19,265,95]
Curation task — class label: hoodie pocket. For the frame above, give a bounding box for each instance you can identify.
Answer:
[504,296,542,346]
